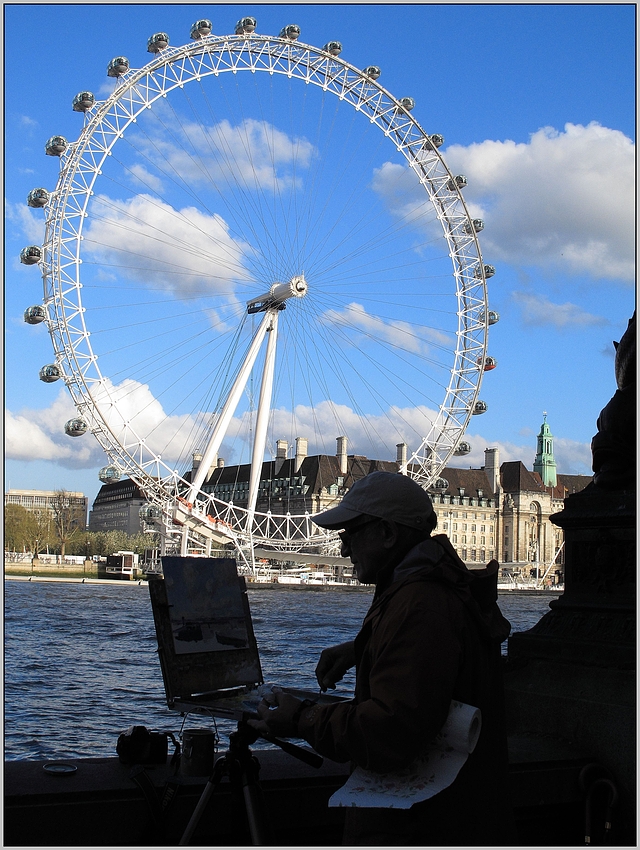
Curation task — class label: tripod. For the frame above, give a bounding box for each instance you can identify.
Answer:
[179,720,322,846]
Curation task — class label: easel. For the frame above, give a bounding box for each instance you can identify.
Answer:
[179,720,322,845]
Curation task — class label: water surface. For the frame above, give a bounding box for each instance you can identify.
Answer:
[4,580,557,760]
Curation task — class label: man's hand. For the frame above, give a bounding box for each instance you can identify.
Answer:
[247,691,303,738]
[315,640,356,691]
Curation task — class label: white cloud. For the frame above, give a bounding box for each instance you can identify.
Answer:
[144,118,316,193]
[128,164,164,193]
[84,193,252,300]
[5,380,209,471]
[371,123,634,283]
[19,115,38,128]
[322,302,433,354]
[89,378,206,464]
[443,122,635,282]
[5,391,102,467]
[512,292,609,328]
[371,161,442,243]
[5,201,45,242]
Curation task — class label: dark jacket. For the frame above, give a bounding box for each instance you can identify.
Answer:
[299,534,513,845]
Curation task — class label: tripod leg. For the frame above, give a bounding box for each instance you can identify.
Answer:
[243,779,272,845]
[241,757,273,845]
[178,760,225,846]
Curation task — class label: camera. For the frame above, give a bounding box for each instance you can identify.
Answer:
[116,725,168,765]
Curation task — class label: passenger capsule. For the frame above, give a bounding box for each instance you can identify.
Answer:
[423,134,444,150]
[139,504,161,520]
[24,305,46,324]
[477,355,498,371]
[453,441,472,456]
[363,66,381,80]
[27,188,50,208]
[323,41,342,56]
[399,97,415,112]
[190,19,212,39]
[235,17,257,34]
[474,263,495,279]
[99,465,121,483]
[447,174,467,191]
[72,91,95,112]
[45,136,68,156]
[464,218,484,234]
[20,246,42,265]
[147,32,169,53]
[107,56,129,77]
[472,400,488,415]
[39,364,62,383]
[64,418,88,437]
[279,24,300,40]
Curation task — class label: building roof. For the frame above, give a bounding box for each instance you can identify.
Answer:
[92,479,147,507]
[557,473,592,495]
[500,461,547,495]
[198,454,399,495]
[436,465,495,498]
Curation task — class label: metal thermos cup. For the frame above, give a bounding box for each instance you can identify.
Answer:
[181,728,216,776]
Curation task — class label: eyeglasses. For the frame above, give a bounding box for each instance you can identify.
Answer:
[338,517,379,546]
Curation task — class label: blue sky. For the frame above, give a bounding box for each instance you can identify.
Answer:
[4,3,635,508]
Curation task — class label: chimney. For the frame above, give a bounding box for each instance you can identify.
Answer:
[295,437,308,473]
[217,458,225,468]
[192,452,202,471]
[275,440,288,475]
[484,447,500,494]
[336,436,348,476]
[396,442,408,470]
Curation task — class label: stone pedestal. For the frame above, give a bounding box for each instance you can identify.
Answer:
[504,483,635,844]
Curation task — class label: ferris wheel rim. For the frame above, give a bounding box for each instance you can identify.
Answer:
[37,28,489,550]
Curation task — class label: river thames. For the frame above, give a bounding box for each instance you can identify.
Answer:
[4,580,559,761]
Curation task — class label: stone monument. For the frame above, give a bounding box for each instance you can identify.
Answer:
[504,313,635,844]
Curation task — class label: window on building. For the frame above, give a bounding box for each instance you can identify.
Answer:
[461,535,467,544]
[480,524,486,533]
[453,534,458,543]
[471,524,476,532]
[471,535,476,544]
[471,550,476,560]
[480,536,486,545]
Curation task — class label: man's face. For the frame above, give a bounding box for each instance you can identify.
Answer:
[339,516,382,584]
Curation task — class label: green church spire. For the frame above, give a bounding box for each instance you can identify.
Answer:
[533,412,557,487]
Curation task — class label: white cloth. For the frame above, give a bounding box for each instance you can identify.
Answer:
[328,700,481,809]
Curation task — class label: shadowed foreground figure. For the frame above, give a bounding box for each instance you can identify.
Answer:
[250,471,515,845]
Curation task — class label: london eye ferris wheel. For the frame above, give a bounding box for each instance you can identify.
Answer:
[21,16,498,565]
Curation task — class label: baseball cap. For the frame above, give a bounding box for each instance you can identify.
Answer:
[312,471,434,530]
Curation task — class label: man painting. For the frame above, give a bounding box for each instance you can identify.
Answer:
[250,471,513,845]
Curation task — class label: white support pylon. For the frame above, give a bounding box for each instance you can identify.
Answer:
[247,310,279,522]
[180,276,308,557]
